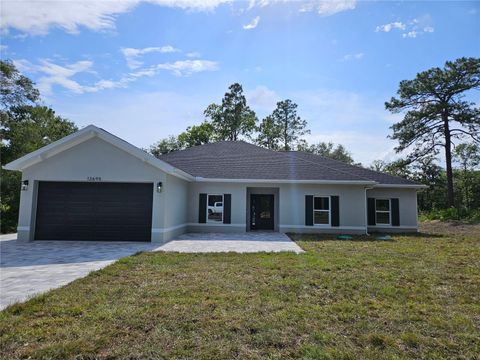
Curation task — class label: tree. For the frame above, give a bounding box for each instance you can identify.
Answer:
[1,60,77,233]
[204,83,257,141]
[177,121,214,148]
[0,60,40,109]
[256,115,282,150]
[386,57,480,207]
[301,141,356,164]
[454,143,480,210]
[149,135,182,157]
[270,99,309,151]
[410,156,446,211]
[1,106,77,233]
[370,160,388,172]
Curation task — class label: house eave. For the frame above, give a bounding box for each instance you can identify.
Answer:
[372,184,428,189]
[194,177,377,185]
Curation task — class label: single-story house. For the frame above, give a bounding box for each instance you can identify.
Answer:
[4,125,426,243]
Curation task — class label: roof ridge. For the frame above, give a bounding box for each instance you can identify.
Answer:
[285,151,374,182]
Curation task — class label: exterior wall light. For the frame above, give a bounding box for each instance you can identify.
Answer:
[21,180,29,191]
[157,182,163,193]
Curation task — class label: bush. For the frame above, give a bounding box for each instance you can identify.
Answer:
[420,208,480,223]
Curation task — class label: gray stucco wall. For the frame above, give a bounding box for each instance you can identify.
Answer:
[187,182,369,234]
[17,136,176,243]
[162,173,189,239]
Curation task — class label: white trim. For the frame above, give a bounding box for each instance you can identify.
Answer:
[151,224,187,234]
[17,226,30,231]
[187,222,245,228]
[372,184,428,189]
[195,177,376,185]
[368,225,418,230]
[3,125,194,182]
[279,224,366,230]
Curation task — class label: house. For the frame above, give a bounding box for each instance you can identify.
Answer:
[4,125,426,243]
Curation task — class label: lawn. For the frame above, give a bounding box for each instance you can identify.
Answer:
[1,222,479,359]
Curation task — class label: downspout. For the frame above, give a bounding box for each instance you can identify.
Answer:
[364,185,375,236]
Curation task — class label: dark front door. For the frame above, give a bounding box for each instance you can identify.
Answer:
[250,194,274,230]
[34,181,153,241]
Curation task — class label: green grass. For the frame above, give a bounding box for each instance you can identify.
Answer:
[1,223,479,359]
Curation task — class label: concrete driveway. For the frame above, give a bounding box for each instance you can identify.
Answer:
[1,232,303,310]
[0,234,158,310]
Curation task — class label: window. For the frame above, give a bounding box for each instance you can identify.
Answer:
[314,196,330,225]
[207,194,223,223]
[375,199,390,225]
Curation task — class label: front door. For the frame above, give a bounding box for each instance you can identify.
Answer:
[250,194,274,230]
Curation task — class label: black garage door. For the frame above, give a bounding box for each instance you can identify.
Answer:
[35,182,153,241]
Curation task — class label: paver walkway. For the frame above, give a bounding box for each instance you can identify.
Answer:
[156,232,304,253]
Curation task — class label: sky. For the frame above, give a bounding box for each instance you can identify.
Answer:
[1,0,479,165]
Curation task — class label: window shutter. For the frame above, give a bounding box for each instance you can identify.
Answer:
[367,197,376,226]
[305,195,314,226]
[223,194,231,224]
[331,196,340,227]
[198,193,207,223]
[391,198,400,226]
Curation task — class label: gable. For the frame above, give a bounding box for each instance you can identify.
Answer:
[23,136,165,181]
[4,125,193,181]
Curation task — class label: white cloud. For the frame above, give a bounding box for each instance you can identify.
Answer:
[1,0,231,36]
[247,0,356,16]
[299,0,356,16]
[31,59,101,94]
[243,16,260,30]
[1,0,358,36]
[376,16,435,39]
[186,51,201,58]
[375,22,406,32]
[402,31,417,38]
[156,59,219,76]
[341,52,364,61]
[0,44,8,52]
[15,54,219,95]
[121,46,180,69]
[247,85,279,111]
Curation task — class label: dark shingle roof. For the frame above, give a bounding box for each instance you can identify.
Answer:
[158,141,418,185]
[286,151,418,185]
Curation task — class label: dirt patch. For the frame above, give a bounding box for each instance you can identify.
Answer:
[420,220,480,237]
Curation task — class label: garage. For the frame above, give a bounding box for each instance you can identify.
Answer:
[34,182,153,241]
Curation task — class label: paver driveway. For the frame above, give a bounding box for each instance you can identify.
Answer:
[0,232,303,310]
[0,235,158,310]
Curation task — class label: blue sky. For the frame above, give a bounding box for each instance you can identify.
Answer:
[1,0,479,164]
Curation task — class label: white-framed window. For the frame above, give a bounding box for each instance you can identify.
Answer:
[207,194,223,223]
[314,196,330,225]
[375,199,391,225]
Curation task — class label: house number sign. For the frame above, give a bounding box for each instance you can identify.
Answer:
[87,176,102,181]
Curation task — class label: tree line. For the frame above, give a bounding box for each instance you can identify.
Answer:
[1,57,479,233]
[150,83,356,163]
